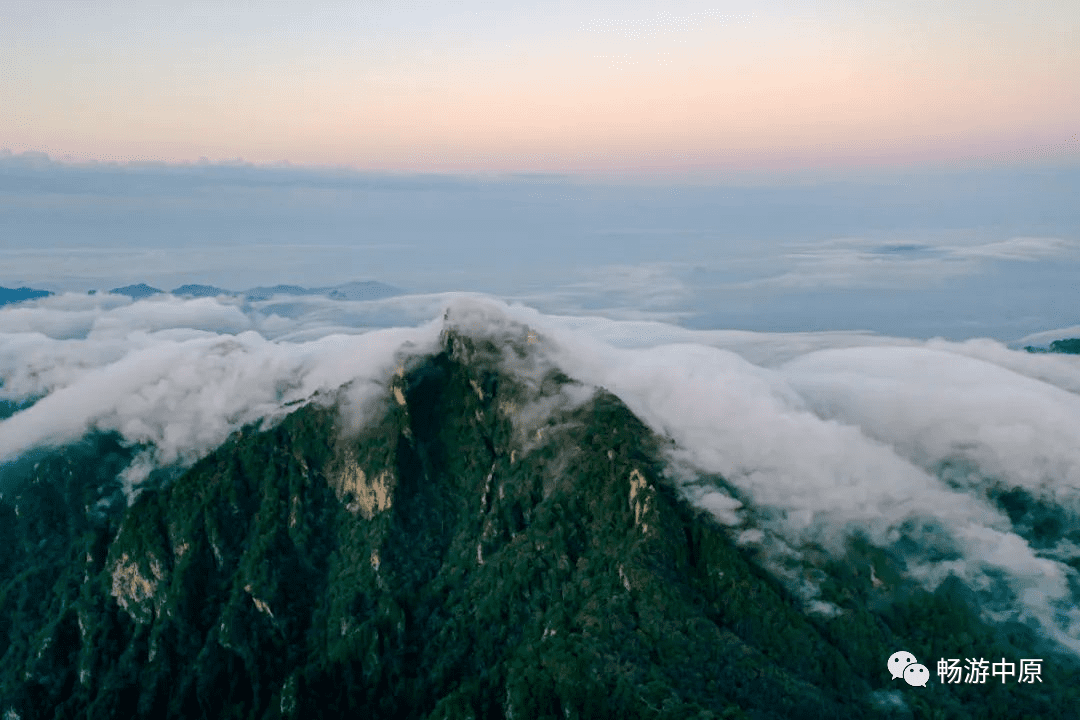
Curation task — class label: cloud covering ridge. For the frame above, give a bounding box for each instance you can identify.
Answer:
[2,292,1080,655]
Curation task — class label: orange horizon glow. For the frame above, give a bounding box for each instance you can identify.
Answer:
[2,2,1077,176]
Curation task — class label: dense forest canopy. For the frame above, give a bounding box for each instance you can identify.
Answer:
[2,326,1077,719]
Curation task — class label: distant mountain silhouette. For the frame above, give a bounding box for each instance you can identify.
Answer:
[244,280,404,302]
[170,284,234,298]
[109,283,163,299]
[0,286,52,307]
[1,280,409,303]
[323,280,403,301]
[243,284,315,301]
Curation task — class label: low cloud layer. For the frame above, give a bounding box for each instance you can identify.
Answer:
[519,304,1080,654]
[3,152,1078,340]
[742,235,1080,291]
[0,293,444,484]
[2,292,1080,654]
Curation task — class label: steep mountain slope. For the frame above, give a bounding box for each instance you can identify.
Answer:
[1,320,1077,719]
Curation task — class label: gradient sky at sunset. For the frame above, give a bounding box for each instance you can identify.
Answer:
[2,1,1079,341]
[3,0,1078,175]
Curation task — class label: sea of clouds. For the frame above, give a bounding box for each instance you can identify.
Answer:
[2,291,1080,656]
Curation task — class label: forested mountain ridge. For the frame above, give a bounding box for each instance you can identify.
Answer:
[1023,338,1080,354]
[1,320,1077,719]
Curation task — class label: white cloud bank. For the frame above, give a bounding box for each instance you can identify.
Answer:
[0,293,444,482]
[494,299,1080,655]
[2,292,1080,654]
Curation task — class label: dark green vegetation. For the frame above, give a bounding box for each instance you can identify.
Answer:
[0,396,38,421]
[1023,338,1080,354]
[1048,339,1080,355]
[2,325,1078,719]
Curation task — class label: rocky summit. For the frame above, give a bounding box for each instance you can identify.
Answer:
[1,317,1077,719]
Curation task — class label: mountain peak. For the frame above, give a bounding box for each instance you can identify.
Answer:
[2,316,1078,718]
[109,283,163,299]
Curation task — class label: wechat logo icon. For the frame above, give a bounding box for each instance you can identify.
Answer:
[888,650,929,687]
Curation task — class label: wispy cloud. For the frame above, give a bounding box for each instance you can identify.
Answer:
[525,302,1080,654]
[950,236,1080,262]
[733,235,1080,290]
[530,262,694,313]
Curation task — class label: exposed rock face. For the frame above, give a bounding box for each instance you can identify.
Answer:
[331,453,395,519]
[109,552,164,622]
[1,322,1078,719]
